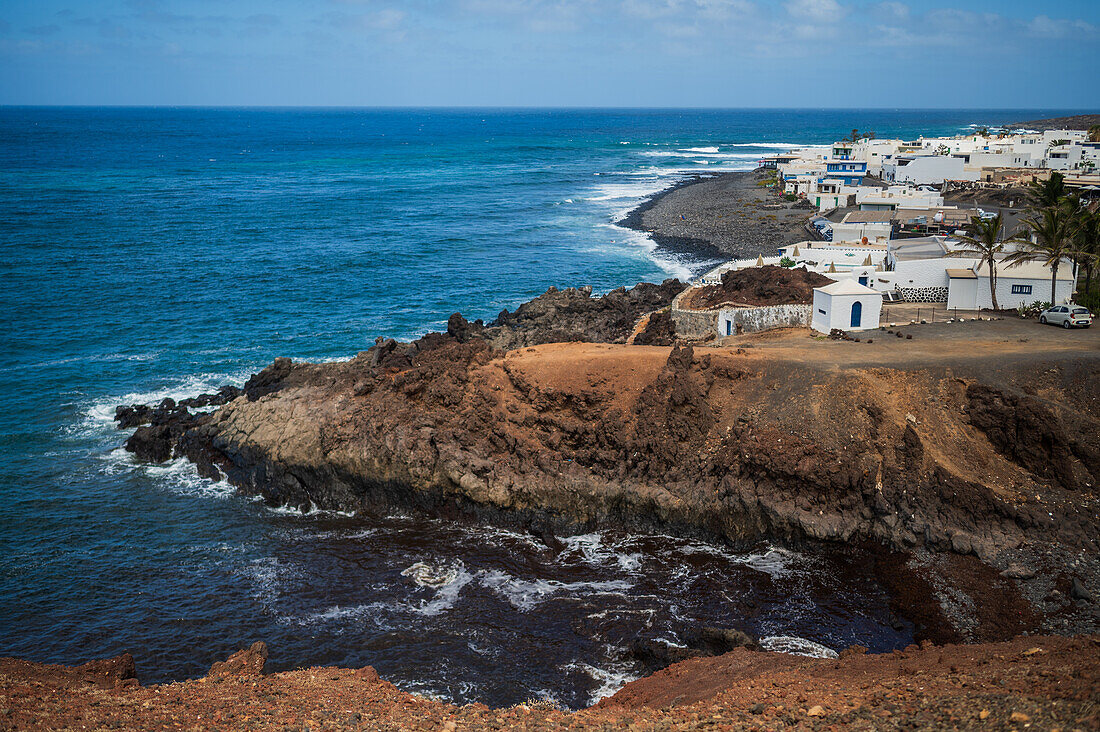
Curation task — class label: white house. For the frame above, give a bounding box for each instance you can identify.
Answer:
[811,280,883,333]
[945,260,1076,310]
[856,185,944,211]
[884,155,979,184]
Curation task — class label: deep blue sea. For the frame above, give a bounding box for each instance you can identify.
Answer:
[0,108,1077,708]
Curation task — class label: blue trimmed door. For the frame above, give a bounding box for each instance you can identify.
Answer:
[850,301,862,328]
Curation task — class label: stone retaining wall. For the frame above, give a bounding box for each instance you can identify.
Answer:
[670,288,720,338]
[719,304,812,335]
[671,287,811,338]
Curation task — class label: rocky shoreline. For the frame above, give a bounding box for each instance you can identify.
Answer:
[617,170,817,265]
[111,288,1100,648]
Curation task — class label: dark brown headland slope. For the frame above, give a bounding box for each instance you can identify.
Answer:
[4,635,1097,730]
[118,313,1100,644]
[617,171,815,262]
[1006,113,1100,130]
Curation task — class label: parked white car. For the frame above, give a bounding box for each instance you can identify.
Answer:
[1039,305,1093,329]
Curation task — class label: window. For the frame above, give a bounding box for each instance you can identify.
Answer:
[818,309,827,315]
[1011,284,1032,295]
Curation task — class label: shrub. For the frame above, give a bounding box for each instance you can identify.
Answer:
[782,193,798,202]
[1016,300,1051,318]
[779,256,796,268]
[1074,290,1100,314]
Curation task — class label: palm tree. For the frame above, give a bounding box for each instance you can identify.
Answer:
[948,214,1008,310]
[1005,202,1081,305]
[1073,207,1100,296]
[1028,171,1066,208]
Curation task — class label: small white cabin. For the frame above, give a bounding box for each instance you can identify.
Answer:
[811,280,883,333]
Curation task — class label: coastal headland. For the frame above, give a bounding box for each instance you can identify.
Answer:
[112,280,1100,636]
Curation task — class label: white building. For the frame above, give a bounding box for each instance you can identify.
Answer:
[882,237,1076,307]
[884,155,979,184]
[945,261,1076,310]
[811,280,883,333]
[856,185,944,211]
[831,211,893,244]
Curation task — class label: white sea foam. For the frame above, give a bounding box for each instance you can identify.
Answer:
[100,449,237,500]
[402,560,464,589]
[400,560,473,616]
[562,533,643,574]
[725,142,803,148]
[478,570,631,611]
[640,151,764,159]
[676,543,797,578]
[591,224,695,281]
[679,146,720,153]
[264,502,356,518]
[300,602,392,626]
[239,556,301,612]
[564,661,639,705]
[760,635,839,659]
[74,367,256,440]
[584,180,672,202]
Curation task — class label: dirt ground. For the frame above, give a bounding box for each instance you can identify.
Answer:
[3,635,1097,731]
[716,316,1100,368]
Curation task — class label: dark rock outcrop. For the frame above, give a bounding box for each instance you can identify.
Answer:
[633,309,677,346]
[480,279,685,350]
[630,628,760,675]
[966,383,1099,493]
[688,265,832,310]
[208,641,268,678]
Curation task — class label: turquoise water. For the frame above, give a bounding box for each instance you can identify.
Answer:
[0,108,1071,707]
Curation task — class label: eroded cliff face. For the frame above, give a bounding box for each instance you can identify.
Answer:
[123,332,1098,565]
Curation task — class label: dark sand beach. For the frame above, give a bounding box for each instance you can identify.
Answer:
[618,170,817,266]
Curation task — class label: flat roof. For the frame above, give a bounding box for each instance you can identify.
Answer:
[946,268,978,279]
[890,237,948,261]
[842,210,895,223]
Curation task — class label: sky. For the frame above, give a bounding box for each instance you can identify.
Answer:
[1,0,1098,108]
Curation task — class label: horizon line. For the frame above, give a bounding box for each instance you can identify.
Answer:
[1,104,1097,113]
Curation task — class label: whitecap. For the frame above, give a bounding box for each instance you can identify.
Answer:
[562,533,643,574]
[398,560,473,616]
[100,449,237,500]
[265,502,356,518]
[760,635,839,658]
[639,151,764,159]
[679,146,720,153]
[72,367,257,440]
[725,142,804,148]
[676,543,797,578]
[478,570,631,612]
[563,661,639,705]
[299,602,390,625]
[402,560,463,589]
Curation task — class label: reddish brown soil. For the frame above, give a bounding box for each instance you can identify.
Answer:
[686,265,833,310]
[3,636,1097,731]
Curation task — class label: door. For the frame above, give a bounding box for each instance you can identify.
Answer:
[725,319,732,336]
[850,300,862,329]
[858,275,868,286]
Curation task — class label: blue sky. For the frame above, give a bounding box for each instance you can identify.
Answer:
[1,0,1098,107]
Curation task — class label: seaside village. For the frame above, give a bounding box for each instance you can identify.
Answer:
[674,126,1100,339]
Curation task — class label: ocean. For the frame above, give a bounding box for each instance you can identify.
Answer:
[0,107,1072,708]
